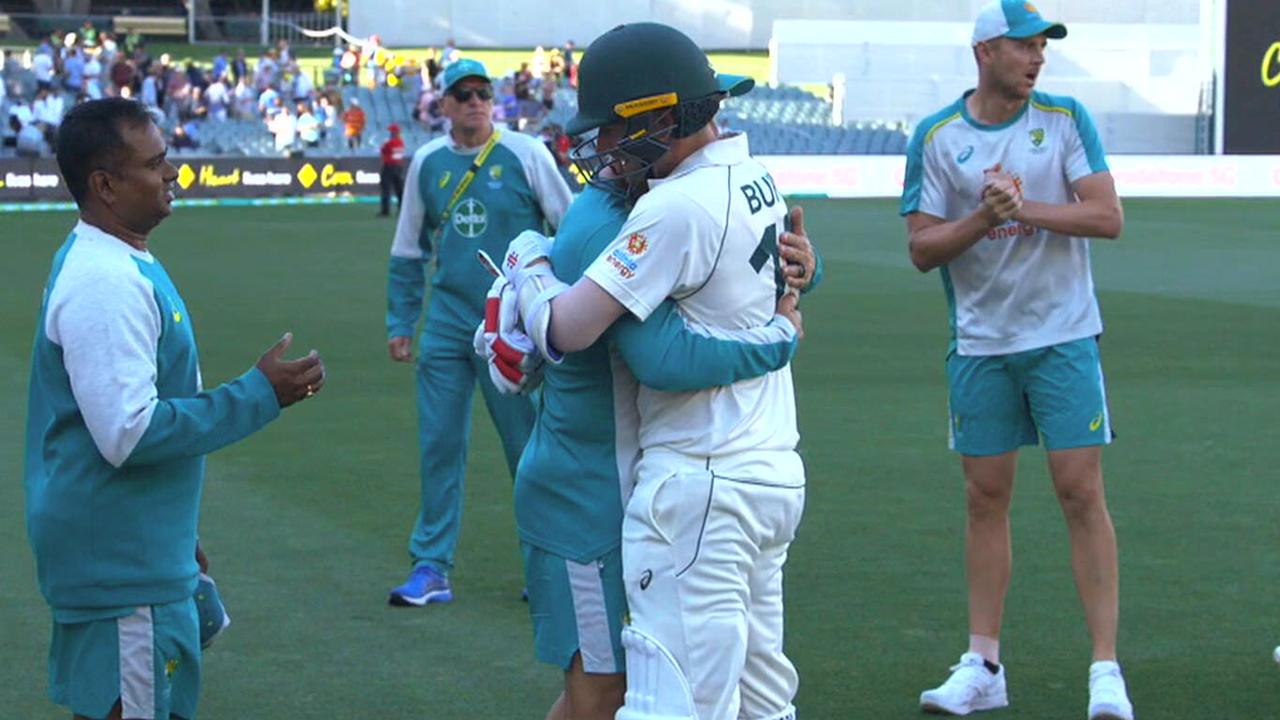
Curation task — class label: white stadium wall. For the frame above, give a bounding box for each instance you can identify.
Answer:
[349,0,1198,49]
[756,155,1280,199]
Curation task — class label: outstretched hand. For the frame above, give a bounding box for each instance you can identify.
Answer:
[256,332,326,408]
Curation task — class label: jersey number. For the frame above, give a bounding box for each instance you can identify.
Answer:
[749,223,786,299]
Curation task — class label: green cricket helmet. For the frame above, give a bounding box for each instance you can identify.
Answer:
[567,22,753,196]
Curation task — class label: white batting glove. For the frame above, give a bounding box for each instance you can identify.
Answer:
[477,275,545,394]
[500,230,555,283]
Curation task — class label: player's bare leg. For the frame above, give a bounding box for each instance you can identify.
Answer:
[962,451,1018,646]
[545,692,568,720]
[550,652,623,720]
[1047,445,1118,661]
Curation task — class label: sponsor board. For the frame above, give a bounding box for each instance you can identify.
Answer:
[752,155,1280,199]
[6,154,1280,204]
[0,156,382,202]
[1224,2,1280,154]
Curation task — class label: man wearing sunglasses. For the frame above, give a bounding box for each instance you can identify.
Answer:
[386,58,573,607]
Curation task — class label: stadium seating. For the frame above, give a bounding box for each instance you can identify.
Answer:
[717,84,909,156]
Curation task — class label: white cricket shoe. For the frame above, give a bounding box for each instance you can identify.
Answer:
[920,652,1009,715]
[1087,661,1134,720]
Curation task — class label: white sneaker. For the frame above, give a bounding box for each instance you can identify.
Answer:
[920,652,1009,715]
[1088,661,1134,720]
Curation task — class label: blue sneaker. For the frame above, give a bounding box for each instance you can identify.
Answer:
[388,565,453,607]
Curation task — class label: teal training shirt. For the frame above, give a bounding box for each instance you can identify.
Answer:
[387,130,573,340]
[514,186,801,562]
[25,222,280,620]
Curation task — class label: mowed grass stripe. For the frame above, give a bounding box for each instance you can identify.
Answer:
[2,199,1278,718]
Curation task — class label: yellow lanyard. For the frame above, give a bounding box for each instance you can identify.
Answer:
[440,129,502,227]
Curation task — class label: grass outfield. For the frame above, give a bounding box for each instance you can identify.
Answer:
[1,198,1278,718]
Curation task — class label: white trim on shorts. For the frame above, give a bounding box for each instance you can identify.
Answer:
[565,558,617,674]
[118,606,155,719]
[1097,358,1113,444]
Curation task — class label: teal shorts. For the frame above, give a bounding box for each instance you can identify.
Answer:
[49,598,201,720]
[947,337,1112,457]
[521,543,627,675]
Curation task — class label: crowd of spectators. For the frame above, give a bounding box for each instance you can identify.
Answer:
[3,28,580,163]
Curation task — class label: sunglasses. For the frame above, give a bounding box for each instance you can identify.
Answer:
[448,86,493,102]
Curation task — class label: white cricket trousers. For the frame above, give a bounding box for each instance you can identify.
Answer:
[621,447,806,720]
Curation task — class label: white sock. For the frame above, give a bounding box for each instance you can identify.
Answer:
[969,634,1000,666]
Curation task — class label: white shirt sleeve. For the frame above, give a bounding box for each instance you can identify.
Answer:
[518,137,572,230]
[46,262,163,468]
[582,191,717,322]
[391,148,430,259]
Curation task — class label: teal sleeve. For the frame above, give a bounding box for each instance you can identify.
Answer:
[387,256,426,339]
[800,243,824,295]
[611,301,797,392]
[900,123,928,216]
[123,368,280,468]
[1072,101,1109,174]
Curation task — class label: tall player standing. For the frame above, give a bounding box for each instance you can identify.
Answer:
[500,23,808,720]
[900,2,1131,718]
[385,58,572,607]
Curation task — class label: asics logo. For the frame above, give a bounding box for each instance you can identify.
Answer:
[640,570,653,591]
[1089,413,1104,432]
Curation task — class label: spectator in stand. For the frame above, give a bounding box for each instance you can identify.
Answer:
[496,79,518,130]
[124,29,142,55]
[442,38,460,67]
[232,48,248,85]
[513,62,532,100]
[256,50,279,92]
[271,103,297,155]
[133,44,153,84]
[80,20,98,49]
[99,33,118,67]
[13,95,46,157]
[378,123,406,217]
[185,60,208,93]
[266,94,286,123]
[140,65,161,110]
[171,123,198,150]
[424,48,441,88]
[64,46,86,95]
[531,45,547,77]
[258,84,281,119]
[341,45,360,86]
[316,94,336,138]
[33,86,65,145]
[205,75,229,121]
[212,51,229,82]
[109,53,137,98]
[165,64,190,120]
[416,86,444,132]
[232,75,257,119]
[289,65,314,105]
[84,50,104,100]
[563,39,576,83]
[297,102,321,149]
[33,47,56,92]
[277,39,293,65]
[540,78,556,112]
[343,98,366,150]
